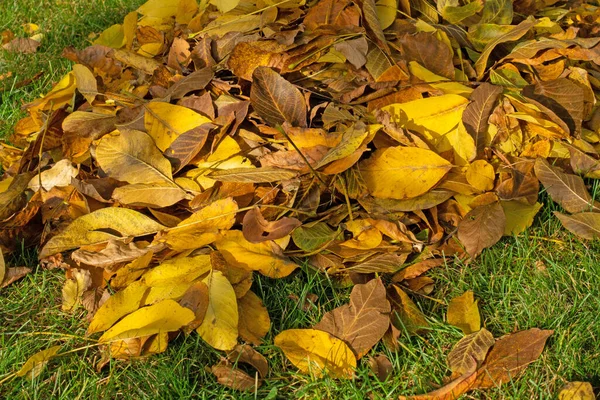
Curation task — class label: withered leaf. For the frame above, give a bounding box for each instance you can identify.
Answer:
[211,363,259,391]
[473,329,553,388]
[165,123,215,173]
[315,278,390,359]
[250,67,307,128]
[534,158,600,214]
[462,83,503,151]
[398,33,454,79]
[367,354,393,381]
[457,202,506,258]
[523,78,584,135]
[227,344,269,379]
[242,207,301,243]
[554,212,600,240]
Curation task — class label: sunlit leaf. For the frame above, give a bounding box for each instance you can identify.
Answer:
[274,329,356,379]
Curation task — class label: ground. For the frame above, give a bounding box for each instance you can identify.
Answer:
[1,1,599,399]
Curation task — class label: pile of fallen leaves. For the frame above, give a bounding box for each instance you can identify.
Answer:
[2,0,600,397]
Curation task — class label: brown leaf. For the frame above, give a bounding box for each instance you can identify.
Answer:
[71,240,153,269]
[250,67,307,128]
[211,363,258,391]
[164,68,213,100]
[315,278,390,358]
[242,207,301,243]
[303,0,359,31]
[359,0,390,54]
[1,266,32,288]
[473,328,553,388]
[399,365,478,400]
[523,78,584,135]
[164,123,215,173]
[457,202,506,258]
[367,354,393,381]
[554,212,600,240]
[62,111,116,140]
[462,83,503,151]
[3,37,40,54]
[227,344,269,379]
[398,33,454,79]
[534,158,600,214]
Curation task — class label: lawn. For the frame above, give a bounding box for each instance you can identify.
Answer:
[1,1,599,399]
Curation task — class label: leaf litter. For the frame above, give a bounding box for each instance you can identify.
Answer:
[1,0,599,396]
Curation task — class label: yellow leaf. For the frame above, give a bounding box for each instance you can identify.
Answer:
[123,11,137,49]
[144,102,211,151]
[376,0,397,30]
[27,159,78,191]
[162,198,238,251]
[558,382,595,400]
[382,94,469,136]
[502,201,542,236]
[443,122,477,165]
[88,281,149,335]
[189,136,255,189]
[238,290,271,345]
[62,269,91,312]
[196,270,239,350]
[22,23,39,35]
[176,0,198,24]
[145,282,194,304]
[210,0,240,13]
[141,254,211,286]
[99,299,194,342]
[216,231,298,278]
[72,64,97,104]
[274,329,356,378]
[447,291,480,334]
[93,24,125,48]
[15,346,61,379]
[408,62,473,96]
[466,160,495,192]
[28,72,76,125]
[138,0,179,17]
[360,146,452,199]
[112,183,188,208]
[39,208,165,258]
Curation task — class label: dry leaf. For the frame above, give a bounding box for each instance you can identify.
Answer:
[315,278,390,358]
[473,328,553,388]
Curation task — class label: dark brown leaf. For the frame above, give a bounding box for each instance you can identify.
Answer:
[242,207,301,243]
[164,123,215,173]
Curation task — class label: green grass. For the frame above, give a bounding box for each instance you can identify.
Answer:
[1,1,600,399]
[0,0,146,138]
